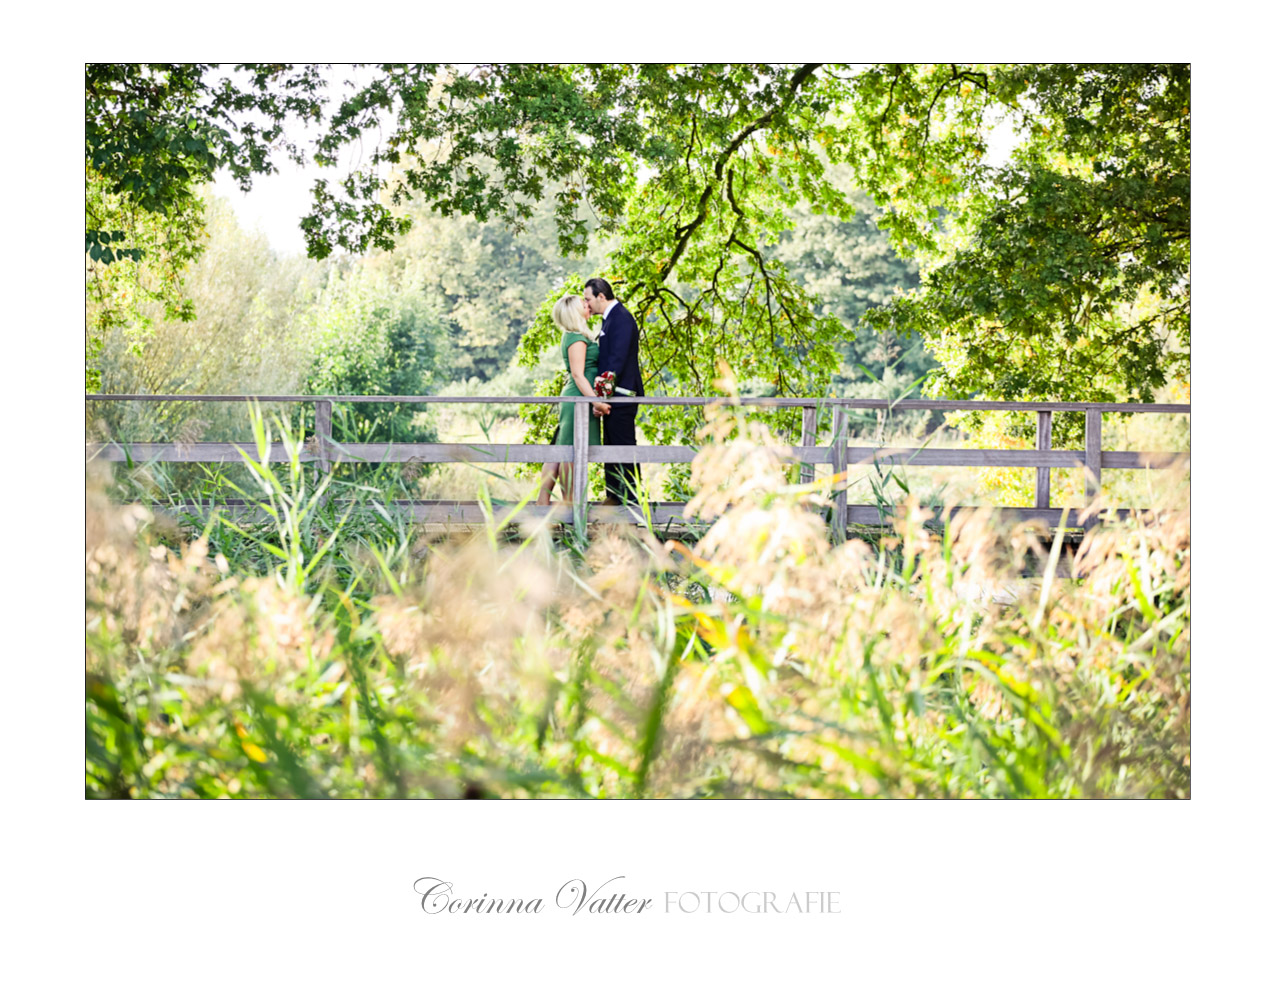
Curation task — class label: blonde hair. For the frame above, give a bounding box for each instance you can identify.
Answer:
[553,294,598,343]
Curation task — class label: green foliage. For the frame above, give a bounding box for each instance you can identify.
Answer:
[501,66,859,468]
[363,183,612,380]
[90,194,321,444]
[308,64,660,258]
[302,263,448,443]
[307,63,1187,446]
[88,63,1190,451]
[85,63,336,387]
[843,64,1190,441]
[85,166,207,390]
[86,63,327,245]
[768,173,930,390]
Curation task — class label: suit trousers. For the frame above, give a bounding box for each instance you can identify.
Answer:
[601,404,642,503]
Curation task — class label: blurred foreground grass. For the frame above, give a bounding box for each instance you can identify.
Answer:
[86,399,1189,798]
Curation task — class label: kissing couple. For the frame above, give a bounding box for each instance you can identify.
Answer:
[536,277,644,507]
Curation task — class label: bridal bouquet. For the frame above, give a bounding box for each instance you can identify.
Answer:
[593,371,616,397]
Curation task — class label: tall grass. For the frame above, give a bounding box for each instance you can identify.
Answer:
[86,396,1190,798]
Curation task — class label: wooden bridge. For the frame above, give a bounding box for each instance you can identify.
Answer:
[85,394,1190,537]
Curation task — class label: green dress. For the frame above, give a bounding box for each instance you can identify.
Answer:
[555,331,603,446]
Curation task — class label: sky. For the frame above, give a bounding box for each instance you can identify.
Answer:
[213,159,324,257]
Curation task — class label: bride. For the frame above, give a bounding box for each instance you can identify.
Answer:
[537,294,611,505]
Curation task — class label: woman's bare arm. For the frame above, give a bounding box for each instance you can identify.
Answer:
[568,341,610,415]
[567,341,596,396]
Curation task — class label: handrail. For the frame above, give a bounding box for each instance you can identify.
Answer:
[85,394,1191,414]
[85,393,1191,536]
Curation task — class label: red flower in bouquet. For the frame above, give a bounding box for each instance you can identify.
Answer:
[594,371,616,397]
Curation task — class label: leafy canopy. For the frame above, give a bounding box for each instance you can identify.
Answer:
[845,64,1190,432]
[87,63,1190,441]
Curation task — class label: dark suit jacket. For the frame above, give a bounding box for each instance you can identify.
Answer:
[596,302,644,397]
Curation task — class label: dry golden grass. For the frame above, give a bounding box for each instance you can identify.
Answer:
[86,393,1190,799]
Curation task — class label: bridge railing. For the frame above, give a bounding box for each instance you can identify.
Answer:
[85,394,1190,537]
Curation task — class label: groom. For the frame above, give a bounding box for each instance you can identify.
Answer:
[583,277,644,505]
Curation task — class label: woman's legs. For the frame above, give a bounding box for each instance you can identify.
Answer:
[539,399,574,505]
[537,462,559,505]
[537,462,575,504]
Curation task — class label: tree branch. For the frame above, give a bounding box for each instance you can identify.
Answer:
[726,169,800,338]
[920,65,991,155]
[659,64,821,281]
[878,66,901,126]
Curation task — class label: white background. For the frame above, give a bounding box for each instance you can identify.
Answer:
[4,26,1268,990]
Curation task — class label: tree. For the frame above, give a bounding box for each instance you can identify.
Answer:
[301,263,447,444]
[88,64,1190,453]
[839,64,1190,442]
[285,63,1189,445]
[91,193,323,440]
[493,64,856,452]
[86,63,334,388]
[86,165,207,390]
[769,173,929,389]
[86,64,330,257]
[361,181,612,381]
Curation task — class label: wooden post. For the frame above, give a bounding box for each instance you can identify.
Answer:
[572,397,590,532]
[315,398,332,474]
[1035,410,1052,511]
[1084,407,1102,528]
[799,405,817,485]
[831,406,847,543]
